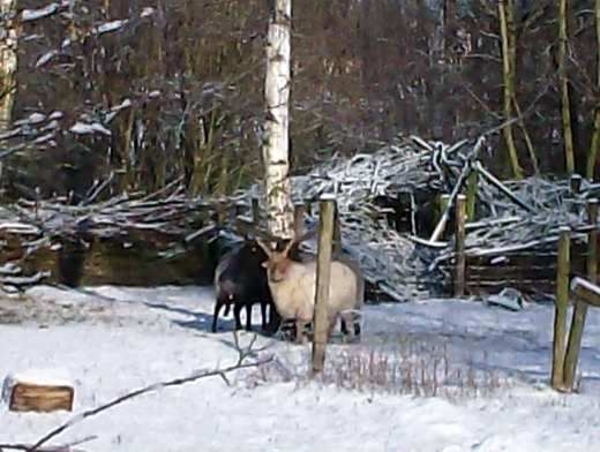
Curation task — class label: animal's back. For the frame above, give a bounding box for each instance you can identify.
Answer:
[327,260,360,313]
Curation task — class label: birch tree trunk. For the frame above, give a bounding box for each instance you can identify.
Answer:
[262,0,294,239]
[0,0,18,182]
[587,0,600,180]
[558,0,575,174]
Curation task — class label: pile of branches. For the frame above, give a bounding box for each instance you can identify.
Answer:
[242,136,463,301]
[1,131,596,300]
[0,181,230,292]
[242,135,598,300]
[0,181,220,240]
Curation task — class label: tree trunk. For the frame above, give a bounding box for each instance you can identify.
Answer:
[559,0,575,174]
[587,0,600,180]
[0,0,18,184]
[262,0,294,239]
[498,0,523,179]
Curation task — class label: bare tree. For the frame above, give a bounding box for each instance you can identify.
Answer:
[263,0,294,239]
[558,0,575,174]
[0,0,18,182]
[498,0,523,179]
[588,0,600,180]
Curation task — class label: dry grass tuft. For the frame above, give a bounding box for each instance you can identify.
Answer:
[247,334,513,401]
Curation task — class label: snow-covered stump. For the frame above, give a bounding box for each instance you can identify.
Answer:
[2,369,74,412]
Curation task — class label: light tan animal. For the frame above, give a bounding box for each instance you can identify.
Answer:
[257,234,364,344]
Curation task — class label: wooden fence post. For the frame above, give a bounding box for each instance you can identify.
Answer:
[333,203,342,254]
[563,199,598,390]
[251,197,260,234]
[216,199,227,228]
[312,196,335,375]
[454,194,466,298]
[466,169,478,221]
[552,226,571,390]
[294,204,305,237]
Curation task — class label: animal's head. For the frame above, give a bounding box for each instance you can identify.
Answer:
[256,230,314,283]
[235,238,268,266]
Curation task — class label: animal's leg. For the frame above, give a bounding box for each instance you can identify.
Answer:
[340,312,355,343]
[340,316,348,335]
[212,299,224,333]
[327,315,337,342]
[260,301,268,330]
[266,303,282,336]
[295,319,307,344]
[354,315,361,338]
[233,303,243,330]
[245,303,253,331]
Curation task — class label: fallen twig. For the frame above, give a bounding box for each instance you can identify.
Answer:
[22,333,271,452]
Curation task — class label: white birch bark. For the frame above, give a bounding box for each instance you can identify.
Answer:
[0,0,18,181]
[0,0,17,131]
[262,0,294,239]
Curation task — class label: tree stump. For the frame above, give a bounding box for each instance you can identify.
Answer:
[3,370,74,412]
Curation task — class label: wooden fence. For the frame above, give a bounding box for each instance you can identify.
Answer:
[550,202,599,392]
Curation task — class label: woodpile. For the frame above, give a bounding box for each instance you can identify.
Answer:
[0,134,597,300]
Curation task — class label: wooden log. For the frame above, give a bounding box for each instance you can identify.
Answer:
[474,161,534,212]
[552,227,571,391]
[312,197,335,375]
[5,372,74,413]
[564,199,598,390]
[437,193,450,240]
[570,277,600,308]
[454,194,466,298]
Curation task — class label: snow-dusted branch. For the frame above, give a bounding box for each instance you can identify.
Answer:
[10,332,271,452]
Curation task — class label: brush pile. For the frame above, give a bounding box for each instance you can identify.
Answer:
[0,133,597,300]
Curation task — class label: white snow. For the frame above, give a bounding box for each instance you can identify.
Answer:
[95,20,128,36]
[572,276,600,298]
[1,285,600,451]
[4,368,73,388]
[35,50,58,68]
[14,113,46,126]
[21,4,60,23]
[141,7,155,18]
[69,122,112,137]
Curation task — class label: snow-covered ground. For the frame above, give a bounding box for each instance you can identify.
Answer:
[2,285,600,451]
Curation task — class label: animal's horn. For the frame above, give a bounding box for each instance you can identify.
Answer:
[282,237,297,255]
[255,237,273,256]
